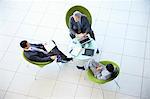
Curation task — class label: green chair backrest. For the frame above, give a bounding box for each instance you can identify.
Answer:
[87,60,120,84]
[23,52,53,68]
[66,5,92,28]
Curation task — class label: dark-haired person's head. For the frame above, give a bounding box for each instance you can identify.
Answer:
[106,64,114,73]
[20,40,30,49]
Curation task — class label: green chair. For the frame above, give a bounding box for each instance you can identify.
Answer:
[87,60,120,86]
[66,5,92,28]
[23,52,53,68]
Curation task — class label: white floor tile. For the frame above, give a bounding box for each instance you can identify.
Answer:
[141,78,150,99]
[116,93,140,99]
[0,36,13,52]
[4,92,27,99]
[121,56,144,76]
[124,40,145,58]
[97,8,111,21]
[145,43,150,59]
[0,52,22,71]
[0,21,20,35]
[0,70,15,90]
[126,25,147,41]
[129,11,149,26]
[103,37,124,54]
[52,81,77,97]
[0,89,5,99]
[118,73,142,97]
[91,88,103,99]
[23,11,44,25]
[112,0,131,11]
[33,27,54,42]
[8,73,35,95]
[110,10,130,24]
[40,13,60,28]
[16,24,37,39]
[100,52,122,65]
[143,59,150,78]
[131,0,150,13]
[107,22,127,38]
[147,28,150,42]
[93,21,108,36]
[78,72,94,87]
[75,85,93,97]
[28,79,55,98]
[103,90,116,99]
[57,64,81,84]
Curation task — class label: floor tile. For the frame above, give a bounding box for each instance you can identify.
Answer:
[4,92,27,99]
[124,40,145,58]
[8,73,35,95]
[117,73,142,97]
[28,78,55,98]
[121,56,144,76]
[0,70,15,90]
[52,81,77,97]
[126,25,147,41]
[103,37,124,54]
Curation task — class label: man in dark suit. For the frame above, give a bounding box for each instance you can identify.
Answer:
[20,40,73,63]
[69,11,95,40]
[69,11,99,53]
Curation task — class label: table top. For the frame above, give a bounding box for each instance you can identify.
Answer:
[70,37,98,60]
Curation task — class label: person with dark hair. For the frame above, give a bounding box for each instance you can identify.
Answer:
[76,59,115,80]
[20,40,73,63]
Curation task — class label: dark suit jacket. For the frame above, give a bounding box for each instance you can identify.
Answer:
[69,15,92,35]
[24,44,53,62]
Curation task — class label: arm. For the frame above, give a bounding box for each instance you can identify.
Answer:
[69,17,77,35]
[83,16,91,34]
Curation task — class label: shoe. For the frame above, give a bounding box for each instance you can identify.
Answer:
[65,57,73,61]
[76,66,85,70]
[96,49,99,54]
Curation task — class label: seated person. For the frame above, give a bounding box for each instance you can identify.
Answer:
[69,11,95,40]
[76,59,116,80]
[20,40,73,63]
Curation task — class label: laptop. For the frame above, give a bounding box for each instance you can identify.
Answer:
[79,36,92,45]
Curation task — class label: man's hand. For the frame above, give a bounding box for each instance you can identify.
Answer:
[83,33,87,36]
[76,33,84,38]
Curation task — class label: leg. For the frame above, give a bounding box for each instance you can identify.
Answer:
[49,46,72,61]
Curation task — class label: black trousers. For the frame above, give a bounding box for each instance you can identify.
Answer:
[48,46,67,60]
[70,31,95,40]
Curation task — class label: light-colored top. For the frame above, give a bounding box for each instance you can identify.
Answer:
[85,59,112,80]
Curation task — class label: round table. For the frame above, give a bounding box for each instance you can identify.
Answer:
[70,37,98,60]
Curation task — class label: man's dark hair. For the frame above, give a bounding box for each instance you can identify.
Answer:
[20,40,28,48]
[106,64,114,72]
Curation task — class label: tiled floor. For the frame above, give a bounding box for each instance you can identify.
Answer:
[0,0,150,99]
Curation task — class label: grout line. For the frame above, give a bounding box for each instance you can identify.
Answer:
[139,4,150,99]
[1,1,35,99]
[115,0,133,97]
